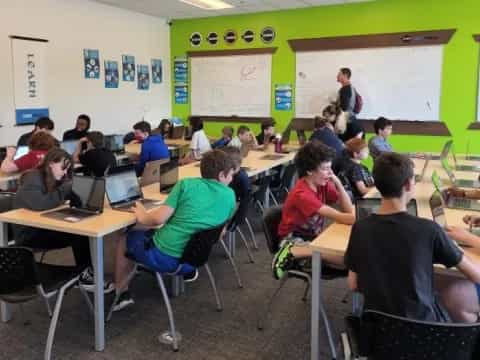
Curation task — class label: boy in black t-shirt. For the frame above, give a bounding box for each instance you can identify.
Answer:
[345,152,480,322]
[73,131,116,177]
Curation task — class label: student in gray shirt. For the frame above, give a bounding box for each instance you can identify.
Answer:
[368,117,393,160]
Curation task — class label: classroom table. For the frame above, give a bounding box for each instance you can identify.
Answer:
[309,157,480,360]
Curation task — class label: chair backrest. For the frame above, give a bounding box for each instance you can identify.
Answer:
[359,310,480,360]
[0,247,39,295]
[179,224,226,268]
[262,206,283,254]
[0,192,15,213]
[252,175,273,202]
[280,163,297,190]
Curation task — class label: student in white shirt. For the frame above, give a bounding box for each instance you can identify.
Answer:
[181,117,211,164]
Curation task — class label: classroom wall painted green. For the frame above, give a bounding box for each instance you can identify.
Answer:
[170,0,480,154]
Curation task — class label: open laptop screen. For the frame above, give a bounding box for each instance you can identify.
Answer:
[105,135,125,152]
[160,160,179,192]
[70,176,105,212]
[61,140,78,155]
[430,192,447,227]
[14,146,29,160]
[106,170,142,205]
[356,198,418,220]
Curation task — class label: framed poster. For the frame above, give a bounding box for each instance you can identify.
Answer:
[137,64,150,90]
[105,60,119,88]
[122,55,135,81]
[84,49,100,79]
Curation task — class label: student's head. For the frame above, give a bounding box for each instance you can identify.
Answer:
[295,141,336,186]
[28,132,56,151]
[86,131,104,149]
[34,117,54,134]
[345,138,369,161]
[222,126,234,140]
[261,120,275,136]
[337,67,352,84]
[237,125,251,142]
[159,119,171,135]
[374,117,393,137]
[189,117,203,132]
[200,150,235,185]
[37,148,73,192]
[314,116,328,130]
[373,153,415,201]
[76,114,91,132]
[322,103,339,124]
[222,146,242,173]
[133,121,151,140]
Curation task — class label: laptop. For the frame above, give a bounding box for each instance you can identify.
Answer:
[260,154,285,161]
[415,157,430,182]
[159,160,179,194]
[61,140,78,155]
[431,170,480,211]
[440,156,480,188]
[442,140,480,172]
[355,198,418,220]
[171,125,185,139]
[42,176,105,222]
[14,146,29,160]
[140,158,170,187]
[106,169,162,212]
[104,134,125,154]
[429,191,480,245]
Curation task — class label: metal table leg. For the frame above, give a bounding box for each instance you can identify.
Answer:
[90,236,105,351]
[0,222,12,322]
[311,251,322,360]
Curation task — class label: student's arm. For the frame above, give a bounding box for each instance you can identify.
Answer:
[132,202,174,227]
[456,256,480,284]
[317,174,355,225]
[446,226,480,250]
[16,174,69,210]
[136,143,149,176]
[347,271,358,291]
[72,138,87,163]
[354,181,370,196]
[339,86,352,112]
[0,147,19,173]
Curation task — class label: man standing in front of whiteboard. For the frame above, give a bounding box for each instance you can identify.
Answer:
[336,67,364,142]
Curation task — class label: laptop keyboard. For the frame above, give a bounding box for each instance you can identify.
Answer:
[451,198,471,208]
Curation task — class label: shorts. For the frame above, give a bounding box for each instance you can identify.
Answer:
[126,230,195,275]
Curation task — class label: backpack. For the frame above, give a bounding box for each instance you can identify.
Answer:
[353,88,363,115]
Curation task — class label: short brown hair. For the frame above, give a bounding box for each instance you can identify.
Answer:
[222,126,234,138]
[314,116,328,129]
[221,146,242,169]
[86,131,104,148]
[28,132,56,151]
[200,150,235,180]
[373,153,414,198]
[345,138,367,156]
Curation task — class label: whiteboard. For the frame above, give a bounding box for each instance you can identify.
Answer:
[295,46,444,120]
[191,54,272,117]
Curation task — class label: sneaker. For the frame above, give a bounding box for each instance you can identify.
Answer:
[183,269,198,283]
[271,240,295,280]
[79,267,115,294]
[112,291,135,312]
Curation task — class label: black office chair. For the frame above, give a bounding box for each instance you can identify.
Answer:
[107,225,228,352]
[269,163,297,203]
[257,206,340,359]
[343,310,480,360]
[0,247,92,360]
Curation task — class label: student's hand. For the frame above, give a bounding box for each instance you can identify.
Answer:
[446,226,476,245]
[79,137,88,143]
[446,187,466,198]
[329,173,343,189]
[6,147,16,159]
[132,201,147,223]
[463,215,480,227]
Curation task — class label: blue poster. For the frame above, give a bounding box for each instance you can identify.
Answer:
[174,57,188,83]
[151,59,162,84]
[83,49,100,79]
[275,84,293,111]
[122,55,135,81]
[175,84,188,104]
[105,60,119,88]
[137,64,150,90]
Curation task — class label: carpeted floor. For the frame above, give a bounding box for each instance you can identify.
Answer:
[0,216,352,360]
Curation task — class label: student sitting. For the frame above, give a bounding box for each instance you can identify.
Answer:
[133,121,169,176]
[13,148,114,293]
[212,126,234,149]
[256,119,276,146]
[368,117,393,160]
[1,132,56,174]
[335,138,374,199]
[17,116,55,147]
[157,119,172,139]
[309,116,344,159]
[188,117,211,159]
[271,141,355,280]
[345,152,480,322]
[111,150,236,311]
[229,125,259,152]
[73,131,116,177]
[63,114,91,141]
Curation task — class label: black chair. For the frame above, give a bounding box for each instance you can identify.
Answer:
[251,175,276,212]
[0,247,92,360]
[107,225,230,352]
[0,192,15,244]
[226,197,255,262]
[343,310,480,360]
[269,163,297,203]
[257,206,340,359]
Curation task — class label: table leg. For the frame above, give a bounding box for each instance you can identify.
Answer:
[311,251,322,360]
[90,236,105,351]
[0,222,12,322]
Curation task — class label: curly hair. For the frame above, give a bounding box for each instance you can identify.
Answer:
[295,141,336,177]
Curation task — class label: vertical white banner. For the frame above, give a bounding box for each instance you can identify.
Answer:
[11,37,49,125]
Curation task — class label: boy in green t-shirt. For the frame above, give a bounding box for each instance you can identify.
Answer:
[112,150,236,312]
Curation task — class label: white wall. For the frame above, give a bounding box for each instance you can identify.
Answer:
[0,0,171,146]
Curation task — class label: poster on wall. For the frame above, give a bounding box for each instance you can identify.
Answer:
[122,55,135,81]
[151,59,162,84]
[275,84,293,111]
[105,60,119,88]
[174,57,188,83]
[11,36,49,125]
[137,64,150,90]
[83,49,100,79]
[175,84,188,104]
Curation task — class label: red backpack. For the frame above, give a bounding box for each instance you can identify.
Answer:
[353,88,363,114]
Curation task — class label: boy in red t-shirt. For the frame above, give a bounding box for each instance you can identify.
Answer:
[272,141,355,279]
